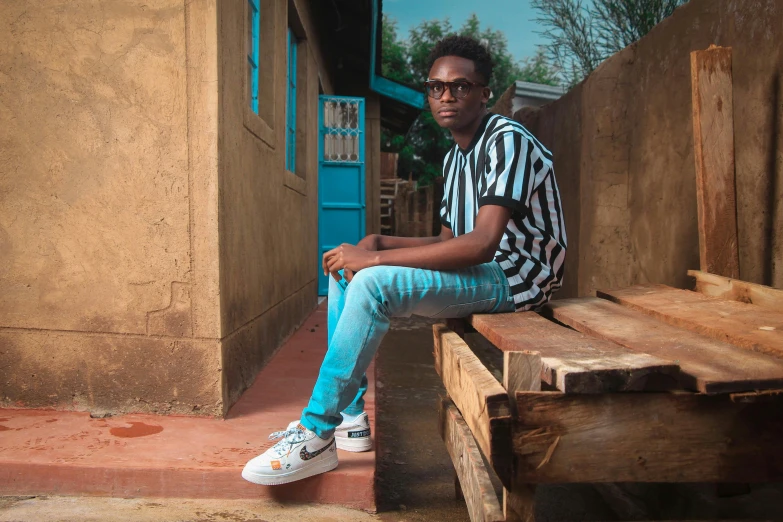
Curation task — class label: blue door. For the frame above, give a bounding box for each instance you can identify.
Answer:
[318,96,366,295]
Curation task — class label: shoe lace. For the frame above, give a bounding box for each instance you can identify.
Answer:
[268,425,307,457]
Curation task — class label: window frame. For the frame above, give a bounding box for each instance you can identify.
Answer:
[243,0,276,147]
[247,0,260,113]
[285,28,298,173]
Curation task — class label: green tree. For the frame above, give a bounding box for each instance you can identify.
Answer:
[518,49,562,86]
[381,15,414,86]
[381,14,559,186]
[532,0,689,86]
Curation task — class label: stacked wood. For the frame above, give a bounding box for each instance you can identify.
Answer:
[545,296,783,394]
[380,179,404,235]
[432,45,783,522]
[380,152,398,179]
[394,182,434,237]
[433,324,512,487]
[468,313,679,393]
[512,391,783,483]
[598,284,783,358]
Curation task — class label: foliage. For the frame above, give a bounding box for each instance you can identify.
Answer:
[381,14,560,186]
[531,0,689,86]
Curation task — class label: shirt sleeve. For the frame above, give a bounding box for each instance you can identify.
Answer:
[439,149,454,229]
[478,131,535,213]
[439,188,451,228]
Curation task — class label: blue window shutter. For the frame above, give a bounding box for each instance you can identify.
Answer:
[247,0,260,113]
[286,28,297,172]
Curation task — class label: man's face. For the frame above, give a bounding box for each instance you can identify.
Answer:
[427,56,490,131]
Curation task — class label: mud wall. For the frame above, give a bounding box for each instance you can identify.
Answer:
[517,0,783,297]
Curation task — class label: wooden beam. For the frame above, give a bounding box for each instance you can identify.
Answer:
[599,284,783,358]
[433,324,512,487]
[513,391,783,483]
[501,351,540,522]
[439,399,505,522]
[690,45,739,278]
[688,270,783,313]
[545,297,783,394]
[469,313,680,393]
[503,351,541,416]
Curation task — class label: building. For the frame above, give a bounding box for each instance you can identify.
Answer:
[491,80,566,120]
[0,0,422,416]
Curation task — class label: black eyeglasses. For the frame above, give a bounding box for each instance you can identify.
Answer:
[424,80,484,100]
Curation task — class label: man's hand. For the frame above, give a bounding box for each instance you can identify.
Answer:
[356,234,380,252]
[322,244,380,282]
[338,235,380,283]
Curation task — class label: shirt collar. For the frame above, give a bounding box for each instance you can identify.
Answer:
[458,112,493,155]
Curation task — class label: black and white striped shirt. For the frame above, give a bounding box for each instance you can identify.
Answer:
[440,113,567,311]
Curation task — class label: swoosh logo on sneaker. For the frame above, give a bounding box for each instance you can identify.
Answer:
[299,438,335,461]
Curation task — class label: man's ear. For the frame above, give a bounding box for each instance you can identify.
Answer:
[481,86,491,105]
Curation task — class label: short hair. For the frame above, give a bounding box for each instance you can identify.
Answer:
[426,35,494,85]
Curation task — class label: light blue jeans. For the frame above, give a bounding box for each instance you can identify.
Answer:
[300,261,515,438]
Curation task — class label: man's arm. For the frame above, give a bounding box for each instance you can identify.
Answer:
[323,205,511,276]
[358,228,454,251]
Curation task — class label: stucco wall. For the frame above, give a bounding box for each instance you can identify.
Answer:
[217,0,332,407]
[2,0,384,415]
[518,0,783,296]
[1,0,222,414]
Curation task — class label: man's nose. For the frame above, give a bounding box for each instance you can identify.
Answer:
[440,85,456,102]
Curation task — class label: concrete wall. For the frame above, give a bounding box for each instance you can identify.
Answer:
[516,0,783,297]
[0,1,222,414]
[217,0,331,408]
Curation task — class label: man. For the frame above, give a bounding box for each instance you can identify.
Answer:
[242,35,566,486]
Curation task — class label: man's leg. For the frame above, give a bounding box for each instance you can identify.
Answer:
[242,261,512,485]
[327,273,367,417]
[301,261,513,438]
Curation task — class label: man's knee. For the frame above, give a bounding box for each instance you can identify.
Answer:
[349,266,388,294]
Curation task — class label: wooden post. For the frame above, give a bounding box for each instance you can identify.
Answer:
[690,45,740,279]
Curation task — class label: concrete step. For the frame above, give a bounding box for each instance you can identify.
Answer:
[0,304,376,511]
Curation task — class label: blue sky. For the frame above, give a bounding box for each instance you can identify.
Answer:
[383,0,546,63]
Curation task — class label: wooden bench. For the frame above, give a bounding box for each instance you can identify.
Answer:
[434,274,783,522]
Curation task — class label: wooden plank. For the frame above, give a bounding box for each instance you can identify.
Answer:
[599,284,783,358]
[513,391,783,483]
[690,45,739,278]
[469,313,680,393]
[503,351,541,416]
[439,399,505,522]
[688,270,783,312]
[433,324,512,487]
[501,351,539,522]
[545,297,783,394]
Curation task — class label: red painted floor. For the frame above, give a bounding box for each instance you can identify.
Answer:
[0,304,376,511]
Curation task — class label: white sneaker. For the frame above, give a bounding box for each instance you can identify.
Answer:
[242,421,338,485]
[335,412,372,452]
